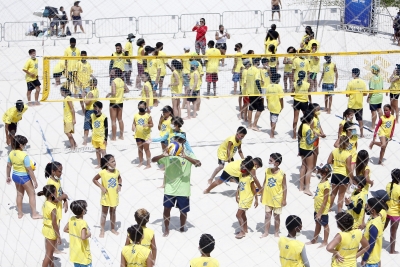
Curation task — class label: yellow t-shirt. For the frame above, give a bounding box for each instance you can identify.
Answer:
[141,81,154,107]
[190,70,201,91]
[347,135,358,162]
[110,78,125,104]
[223,160,242,178]
[99,169,120,207]
[306,39,320,51]
[64,47,81,72]
[182,52,190,74]
[68,217,92,265]
[260,68,271,89]
[313,117,321,135]
[234,52,244,73]
[171,70,183,94]
[390,76,400,94]
[314,180,331,215]
[278,236,305,267]
[23,58,39,82]
[348,190,368,229]
[266,84,284,114]
[378,115,395,138]
[264,39,278,54]
[134,113,151,140]
[322,62,336,84]
[91,113,107,142]
[238,174,254,209]
[331,230,362,267]
[309,53,320,73]
[299,123,314,151]
[76,61,93,88]
[346,78,366,109]
[42,200,58,227]
[2,105,28,124]
[137,46,144,64]
[262,168,285,208]
[125,41,133,57]
[363,216,383,264]
[112,52,125,71]
[190,257,220,267]
[217,135,241,161]
[160,117,172,138]
[141,226,154,249]
[244,66,261,96]
[53,60,65,74]
[47,178,63,220]
[332,148,351,177]
[63,96,73,123]
[8,150,29,173]
[386,182,400,216]
[158,51,168,76]
[149,58,163,81]
[86,87,99,111]
[205,48,221,73]
[292,58,309,82]
[283,56,295,73]
[122,244,151,266]
[241,69,248,94]
[294,81,310,103]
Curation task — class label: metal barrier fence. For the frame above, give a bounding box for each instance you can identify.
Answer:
[301,7,340,28]
[50,20,93,40]
[222,10,262,32]
[4,21,49,42]
[180,13,221,37]
[263,9,302,31]
[138,15,179,36]
[94,17,137,38]
[377,13,394,36]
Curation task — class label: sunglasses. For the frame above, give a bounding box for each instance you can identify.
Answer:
[200,21,205,23]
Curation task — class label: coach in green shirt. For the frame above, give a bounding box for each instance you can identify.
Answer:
[152,132,201,237]
[368,64,384,130]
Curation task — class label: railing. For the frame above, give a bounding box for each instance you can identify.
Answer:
[138,15,179,36]
[377,13,394,36]
[94,17,137,39]
[301,7,340,28]
[3,21,49,42]
[263,9,302,31]
[50,20,94,40]
[222,10,262,32]
[180,13,221,37]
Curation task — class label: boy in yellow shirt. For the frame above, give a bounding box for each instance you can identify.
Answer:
[63,200,92,267]
[91,101,108,168]
[205,40,221,96]
[190,234,220,267]
[22,49,41,105]
[346,68,367,137]
[3,100,28,147]
[265,74,284,138]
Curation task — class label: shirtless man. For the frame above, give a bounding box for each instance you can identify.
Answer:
[70,1,85,33]
[271,0,282,21]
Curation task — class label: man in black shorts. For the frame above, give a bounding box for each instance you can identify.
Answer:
[22,49,41,105]
[247,58,264,131]
[271,0,282,21]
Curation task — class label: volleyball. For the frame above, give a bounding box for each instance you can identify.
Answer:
[167,141,183,156]
[30,160,36,171]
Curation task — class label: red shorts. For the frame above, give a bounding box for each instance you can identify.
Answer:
[243,96,250,104]
[387,215,400,222]
[313,137,319,147]
[206,73,218,83]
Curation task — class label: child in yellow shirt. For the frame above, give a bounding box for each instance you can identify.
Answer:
[190,234,220,267]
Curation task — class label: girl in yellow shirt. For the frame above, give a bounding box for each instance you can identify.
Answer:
[136,38,145,88]
[389,66,400,124]
[355,150,374,193]
[141,72,154,112]
[232,43,243,95]
[60,86,77,150]
[345,176,368,229]
[385,169,400,254]
[235,157,258,239]
[121,225,154,267]
[370,104,396,165]
[337,108,355,138]
[132,101,154,169]
[292,71,311,139]
[92,154,122,238]
[155,106,173,151]
[327,212,369,266]
[310,103,326,171]
[190,234,220,267]
[283,46,296,93]
[37,185,61,267]
[169,60,183,117]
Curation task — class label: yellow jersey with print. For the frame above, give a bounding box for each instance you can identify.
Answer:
[134,113,151,140]
[361,165,371,192]
[141,81,154,107]
[308,53,320,73]
[2,105,28,124]
[190,70,201,91]
[223,159,242,178]
[110,77,125,104]
[306,39,320,51]
[314,180,330,214]
[198,61,204,87]
[294,81,310,103]
[241,69,248,94]
[171,70,183,94]
[245,66,261,96]
[68,217,92,265]
[86,87,99,111]
[53,60,65,74]
[238,174,254,209]
[64,47,81,72]
[149,58,163,81]
[278,236,305,267]
[76,61,93,88]
[23,58,39,82]
[265,51,278,68]
[122,244,151,266]
[390,75,400,94]
[386,182,400,216]
[348,190,368,229]
[260,68,271,89]
[217,135,241,161]
[42,200,58,227]
[266,83,284,114]
[363,216,383,265]
[283,56,295,73]
[99,168,120,207]
[331,229,362,267]
[332,148,351,176]
[265,39,278,54]
[112,52,125,71]
[137,47,144,64]
[234,52,244,73]
[313,117,321,135]
[47,178,63,220]
[160,117,172,138]
[8,150,29,173]
[127,226,154,249]
[63,96,73,123]
[346,135,358,162]
[205,48,221,73]
[322,62,336,84]
[125,41,133,57]
[346,78,366,109]
[158,51,168,76]
[91,113,107,142]
[182,52,190,74]
[378,115,395,138]
[190,257,220,267]
[262,168,285,208]
[292,58,309,81]
[299,123,314,151]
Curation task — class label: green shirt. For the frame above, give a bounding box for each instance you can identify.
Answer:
[159,152,196,197]
[369,74,383,104]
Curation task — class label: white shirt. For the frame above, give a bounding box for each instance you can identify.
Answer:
[216,31,227,44]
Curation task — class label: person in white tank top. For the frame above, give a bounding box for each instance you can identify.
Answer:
[215,25,230,66]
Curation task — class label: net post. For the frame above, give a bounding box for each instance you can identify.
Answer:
[41,56,50,101]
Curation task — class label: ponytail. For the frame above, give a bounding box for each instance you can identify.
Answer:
[37,184,56,198]
[44,161,62,178]
[390,169,400,198]
[297,78,304,86]
[100,154,115,170]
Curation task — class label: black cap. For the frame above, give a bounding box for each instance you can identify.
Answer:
[127,33,135,39]
[371,190,390,202]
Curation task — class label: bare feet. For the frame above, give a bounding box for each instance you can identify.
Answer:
[207,178,213,185]
[110,137,116,141]
[179,226,185,232]
[235,232,246,239]
[306,240,316,245]
[32,213,43,219]
[203,189,210,194]
[274,233,280,237]
[163,229,170,237]
[304,190,313,196]
[137,163,143,168]
[111,229,119,236]
[251,126,260,132]
[18,213,24,219]
[270,135,275,139]
[144,165,151,169]
[82,142,87,146]
[389,251,399,254]
[99,231,105,238]
[369,142,374,150]
[118,136,124,140]
[54,249,66,254]
[158,185,165,188]
[318,242,327,248]
[183,117,191,120]
[95,165,100,169]
[260,233,269,238]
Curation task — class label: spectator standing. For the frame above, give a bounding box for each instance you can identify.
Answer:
[271,0,282,21]
[70,1,85,34]
[59,7,68,35]
[215,25,230,66]
[192,18,208,55]
[124,33,136,86]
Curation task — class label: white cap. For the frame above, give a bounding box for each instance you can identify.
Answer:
[184,46,190,51]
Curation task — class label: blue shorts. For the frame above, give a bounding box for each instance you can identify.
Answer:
[161,140,168,146]
[183,74,190,87]
[322,83,334,93]
[365,264,379,267]
[74,263,93,267]
[369,103,382,111]
[232,72,240,82]
[12,173,30,185]
[151,81,158,91]
[163,194,190,213]
[84,110,95,130]
[314,212,329,226]
[219,170,239,183]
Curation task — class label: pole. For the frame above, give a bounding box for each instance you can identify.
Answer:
[315,0,323,39]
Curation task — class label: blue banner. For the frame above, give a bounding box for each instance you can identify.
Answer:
[344,0,372,27]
